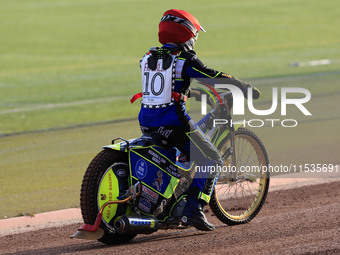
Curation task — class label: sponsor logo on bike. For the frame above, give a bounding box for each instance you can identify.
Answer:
[146,149,180,178]
[148,149,166,165]
[164,164,180,178]
[141,185,159,204]
[116,168,127,177]
[138,198,152,213]
[152,171,163,191]
[135,159,148,179]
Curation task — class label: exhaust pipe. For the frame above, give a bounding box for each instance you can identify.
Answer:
[115,215,159,234]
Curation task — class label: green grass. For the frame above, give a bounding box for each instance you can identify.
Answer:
[1,0,340,134]
[0,0,340,218]
[0,119,141,218]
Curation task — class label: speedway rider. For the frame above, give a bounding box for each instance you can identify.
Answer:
[134,9,260,231]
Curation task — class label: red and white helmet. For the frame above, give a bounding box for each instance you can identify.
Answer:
[158,9,206,50]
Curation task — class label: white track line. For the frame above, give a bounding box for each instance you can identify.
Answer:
[290,59,331,67]
[0,95,131,115]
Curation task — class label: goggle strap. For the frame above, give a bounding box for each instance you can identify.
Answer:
[161,14,198,35]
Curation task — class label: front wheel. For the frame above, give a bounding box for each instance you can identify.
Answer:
[80,149,136,245]
[210,128,270,225]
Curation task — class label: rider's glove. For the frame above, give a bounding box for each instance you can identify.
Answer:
[188,89,203,101]
[252,86,261,99]
[244,83,261,100]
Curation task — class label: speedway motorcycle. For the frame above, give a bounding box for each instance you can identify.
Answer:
[71,88,270,245]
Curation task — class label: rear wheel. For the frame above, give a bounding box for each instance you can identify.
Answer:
[210,128,270,225]
[80,149,136,245]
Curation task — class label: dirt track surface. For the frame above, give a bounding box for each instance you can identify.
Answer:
[1,181,339,255]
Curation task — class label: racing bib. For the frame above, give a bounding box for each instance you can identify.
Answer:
[140,54,177,107]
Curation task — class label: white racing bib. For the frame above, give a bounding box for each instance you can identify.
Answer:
[140,54,177,107]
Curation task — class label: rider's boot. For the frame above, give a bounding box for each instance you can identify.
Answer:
[181,155,221,231]
[182,196,215,231]
[182,197,215,231]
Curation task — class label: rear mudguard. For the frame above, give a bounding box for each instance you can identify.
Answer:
[103,142,128,152]
[103,134,167,152]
